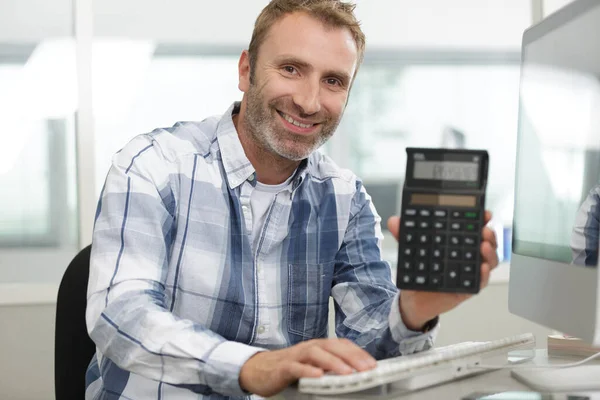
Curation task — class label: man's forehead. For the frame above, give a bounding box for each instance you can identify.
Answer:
[259,12,358,74]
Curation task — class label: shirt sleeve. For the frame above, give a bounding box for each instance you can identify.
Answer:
[86,134,263,396]
[571,185,600,266]
[331,179,438,359]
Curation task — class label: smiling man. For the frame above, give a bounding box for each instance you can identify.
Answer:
[85,1,499,399]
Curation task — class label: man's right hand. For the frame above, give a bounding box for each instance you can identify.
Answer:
[239,338,377,397]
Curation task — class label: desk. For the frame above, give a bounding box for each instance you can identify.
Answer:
[282,350,600,400]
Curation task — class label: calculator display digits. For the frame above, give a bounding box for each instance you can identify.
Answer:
[396,148,489,294]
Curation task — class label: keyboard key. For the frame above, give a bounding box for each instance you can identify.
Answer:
[419,221,430,229]
[434,209,447,218]
[450,222,462,231]
[401,274,412,284]
[430,275,442,287]
[405,233,415,244]
[464,250,475,261]
[418,248,428,258]
[417,262,427,272]
[402,261,413,271]
[433,234,445,245]
[419,234,429,244]
[405,209,417,216]
[451,211,462,219]
[447,268,460,285]
[462,278,474,288]
[419,209,431,217]
[433,221,446,230]
[432,248,445,259]
[462,264,476,275]
[403,248,414,258]
[405,220,416,228]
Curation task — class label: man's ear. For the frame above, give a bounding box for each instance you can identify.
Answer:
[238,50,251,93]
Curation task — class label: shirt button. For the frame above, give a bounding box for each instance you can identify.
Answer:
[242,205,249,213]
[248,173,255,182]
[257,325,265,334]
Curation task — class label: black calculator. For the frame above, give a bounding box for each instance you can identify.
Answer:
[396,148,489,294]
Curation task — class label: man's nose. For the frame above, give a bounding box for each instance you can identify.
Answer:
[292,79,321,116]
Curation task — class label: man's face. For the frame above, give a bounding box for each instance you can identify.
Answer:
[238,12,358,161]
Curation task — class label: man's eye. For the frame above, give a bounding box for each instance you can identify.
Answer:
[326,78,342,86]
[283,66,297,74]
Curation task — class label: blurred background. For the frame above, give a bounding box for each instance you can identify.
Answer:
[0,0,575,398]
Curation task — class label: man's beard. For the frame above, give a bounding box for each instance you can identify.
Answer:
[243,83,340,161]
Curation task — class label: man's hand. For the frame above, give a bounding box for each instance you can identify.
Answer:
[387,211,499,331]
[239,338,377,397]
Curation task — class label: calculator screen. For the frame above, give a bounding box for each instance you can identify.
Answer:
[413,161,479,182]
[411,194,477,207]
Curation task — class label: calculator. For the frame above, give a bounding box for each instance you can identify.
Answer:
[396,148,489,294]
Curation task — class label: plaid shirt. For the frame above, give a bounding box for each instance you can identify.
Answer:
[571,184,600,267]
[85,102,438,400]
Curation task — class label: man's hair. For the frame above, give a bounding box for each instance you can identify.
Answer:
[248,0,366,82]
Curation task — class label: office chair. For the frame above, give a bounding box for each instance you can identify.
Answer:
[54,244,96,400]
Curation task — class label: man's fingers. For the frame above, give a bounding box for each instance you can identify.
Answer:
[302,345,354,375]
[284,361,324,381]
[479,262,492,289]
[482,226,498,250]
[480,240,498,269]
[387,216,400,241]
[322,339,377,372]
[484,210,493,225]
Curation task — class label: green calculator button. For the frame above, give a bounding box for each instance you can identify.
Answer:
[464,211,478,219]
[466,223,477,231]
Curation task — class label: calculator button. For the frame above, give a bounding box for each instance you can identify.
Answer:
[449,249,462,260]
[403,248,415,258]
[433,234,446,245]
[464,211,479,219]
[449,235,461,246]
[462,264,476,275]
[417,248,428,258]
[419,209,431,217]
[447,268,460,285]
[401,261,413,271]
[450,222,462,231]
[464,250,476,261]
[405,209,417,216]
[434,210,447,218]
[401,274,412,284]
[430,275,442,287]
[433,221,446,230]
[464,223,479,233]
[451,211,462,219]
[405,220,416,228]
[404,233,415,244]
[415,276,427,285]
[419,234,429,244]
[432,248,445,259]
[462,278,474,289]
[464,235,478,246]
[419,221,430,229]
[431,262,444,273]
[416,261,427,272]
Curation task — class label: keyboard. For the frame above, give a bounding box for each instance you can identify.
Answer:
[298,333,535,396]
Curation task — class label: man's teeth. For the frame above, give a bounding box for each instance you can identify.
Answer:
[282,113,313,129]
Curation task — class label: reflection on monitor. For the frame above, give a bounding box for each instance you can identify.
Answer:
[508,0,600,346]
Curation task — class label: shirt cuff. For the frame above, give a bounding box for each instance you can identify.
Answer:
[389,291,440,355]
[203,340,266,396]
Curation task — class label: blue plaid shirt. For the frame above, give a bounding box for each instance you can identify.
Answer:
[85,102,438,400]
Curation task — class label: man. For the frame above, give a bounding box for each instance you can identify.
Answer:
[85,1,499,399]
[571,183,600,267]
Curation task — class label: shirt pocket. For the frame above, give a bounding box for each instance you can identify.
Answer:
[287,261,335,341]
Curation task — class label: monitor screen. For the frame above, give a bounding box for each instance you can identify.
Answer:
[513,2,600,268]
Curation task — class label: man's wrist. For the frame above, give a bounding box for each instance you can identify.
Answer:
[399,291,437,332]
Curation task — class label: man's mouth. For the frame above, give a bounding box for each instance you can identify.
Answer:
[277,111,318,129]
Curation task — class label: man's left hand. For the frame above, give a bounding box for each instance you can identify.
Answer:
[387,211,499,331]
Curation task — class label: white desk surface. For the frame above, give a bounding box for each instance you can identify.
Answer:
[282,350,600,400]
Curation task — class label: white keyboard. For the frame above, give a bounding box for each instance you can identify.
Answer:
[298,333,535,395]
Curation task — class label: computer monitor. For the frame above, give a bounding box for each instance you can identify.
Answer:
[508,0,600,346]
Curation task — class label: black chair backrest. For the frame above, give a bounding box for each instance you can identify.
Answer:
[55,245,96,400]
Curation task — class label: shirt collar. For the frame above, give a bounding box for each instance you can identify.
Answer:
[217,101,309,191]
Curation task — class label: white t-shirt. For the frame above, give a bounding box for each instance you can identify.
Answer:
[250,175,294,252]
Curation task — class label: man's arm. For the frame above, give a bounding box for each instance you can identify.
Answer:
[331,181,438,359]
[86,135,262,396]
